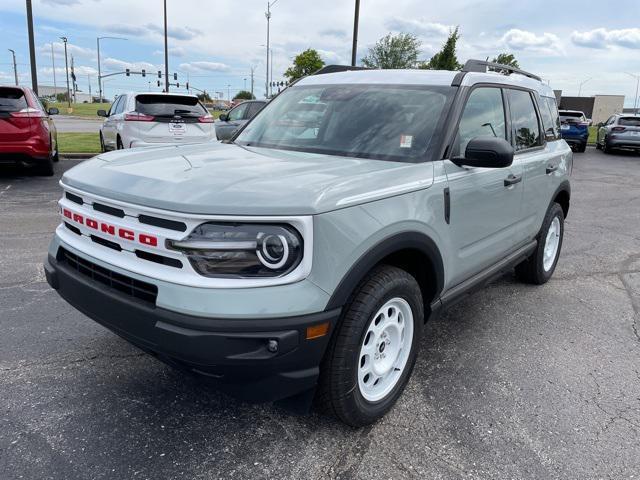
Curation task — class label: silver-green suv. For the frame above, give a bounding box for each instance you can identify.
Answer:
[45,60,572,426]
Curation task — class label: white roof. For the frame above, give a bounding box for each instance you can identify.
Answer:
[298,68,554,97]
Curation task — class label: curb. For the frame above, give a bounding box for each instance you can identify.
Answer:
[60,153,98,160]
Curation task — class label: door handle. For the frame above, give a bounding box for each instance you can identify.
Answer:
[504,174,522,187]
[546,165,558,174]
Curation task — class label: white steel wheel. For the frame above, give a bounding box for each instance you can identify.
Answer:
[358,297,414,402]
[543,217,561,272]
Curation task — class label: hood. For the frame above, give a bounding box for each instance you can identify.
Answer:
[61,142,435,215]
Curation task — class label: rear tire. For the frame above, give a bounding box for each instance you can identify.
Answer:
[38,156,55,177]
[602,138,614,154]
[116,136,124,150]
[577,142,587,153]
[516,203,564,285]
[316,265,424,427]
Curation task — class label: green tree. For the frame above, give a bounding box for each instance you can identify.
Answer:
[233,90,255,101]
[420,27,462,71]
[491,53,520,68]
[284,49,325,82]
[361,33,421,69]
[197,92,213,102]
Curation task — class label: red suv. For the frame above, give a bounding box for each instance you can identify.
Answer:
[0,85,59,176]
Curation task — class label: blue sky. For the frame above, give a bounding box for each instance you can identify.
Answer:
[0,0,639,105]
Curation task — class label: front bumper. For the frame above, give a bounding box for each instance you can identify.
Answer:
[44,251,340,402]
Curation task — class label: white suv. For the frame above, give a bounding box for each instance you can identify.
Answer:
[97,92,216,150]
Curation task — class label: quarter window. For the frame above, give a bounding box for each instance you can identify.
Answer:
[507,89,541,151]
[455,87,506,156]
[540,96,560,141]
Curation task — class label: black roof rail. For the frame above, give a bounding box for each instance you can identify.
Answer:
[312,65,370,76]
[462,59,542,82]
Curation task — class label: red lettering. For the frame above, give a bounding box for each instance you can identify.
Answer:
[72,213,84,224]
[86,218,98,229]
[119,228,134,241]
[63,209,72,219]
[139,234,158,247]
[100,223,115,235]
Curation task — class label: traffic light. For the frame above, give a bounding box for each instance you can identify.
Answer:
[173,73,177,81]
[125,68,130,76]
[141,69,146,77]
[157,71,162,78]
[176,83,180,88]
[157,80,161,87]
[185,82,189,90]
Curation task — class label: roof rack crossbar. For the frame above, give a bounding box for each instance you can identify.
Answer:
[462,59,542,82]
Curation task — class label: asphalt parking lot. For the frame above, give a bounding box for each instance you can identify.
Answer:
[1,148,639,479]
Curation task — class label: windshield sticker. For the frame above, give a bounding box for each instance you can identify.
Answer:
[400,135,413,148]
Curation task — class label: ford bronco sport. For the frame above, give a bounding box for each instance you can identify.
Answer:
[45,60,572,427]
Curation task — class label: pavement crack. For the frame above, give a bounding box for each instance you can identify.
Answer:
[618,253,640,344]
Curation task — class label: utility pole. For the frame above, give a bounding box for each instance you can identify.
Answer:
[60,36,71,109]
[265,0,279,99]
[88,74,91,99]
[26,0,38,94]
[8,49,18,86]
[626,73,640,115]
[351,0,360,66]
[270,48,273,97]
[578,77,592,97]
[250,66,255,98]
[97,36,127,103]
[51,43,57,92]
[227,84,231,102]
[163,0,169,92]
[244,78,247,91]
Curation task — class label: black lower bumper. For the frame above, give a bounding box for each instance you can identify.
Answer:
[45,252,340,403]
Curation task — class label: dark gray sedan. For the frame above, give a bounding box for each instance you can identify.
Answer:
[215,100,267,141]
[596,114,640,153]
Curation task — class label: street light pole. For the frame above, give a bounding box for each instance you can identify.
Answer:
[60,37,71,109]
[265,0,279,99]
[163,0,169,92]
[25,0,38,94]
[626,73,640,115]
[578,77,592,97]
[51,43,57,92]
[351,0,360,66]
[8,49,18,86]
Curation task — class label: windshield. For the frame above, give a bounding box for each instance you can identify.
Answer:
[135,95,207,117]
[235,84,454,162]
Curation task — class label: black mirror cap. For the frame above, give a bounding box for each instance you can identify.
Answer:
[97,109,108,117]
[453,136,514,168]
[218,113,228,121]
[48,107,59,115]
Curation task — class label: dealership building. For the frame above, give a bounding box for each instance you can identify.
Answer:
[554,91,625,124]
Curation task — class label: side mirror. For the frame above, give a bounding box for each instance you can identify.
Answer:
[97,109,108,117]
[48,107,59,115]
[218,113,229,122]
[452,137,514,168]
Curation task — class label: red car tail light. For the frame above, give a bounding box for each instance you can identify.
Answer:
[198,114,214,123]
[10,107,45,118]
[124,112,155,122]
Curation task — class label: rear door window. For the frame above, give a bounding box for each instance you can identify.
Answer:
[0,87,28,113]
[135,95,206,117]
[507,89,541,151]
[455,87,506,156]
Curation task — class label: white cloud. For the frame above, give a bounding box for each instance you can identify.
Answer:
[500,29,563,55]
[40,42,95,59]
[153,47,187,58]
[40,65,98,76]
[385,18,453,38]
[571,28,640,50]
[179,61,231,73]
[102,57,158,72]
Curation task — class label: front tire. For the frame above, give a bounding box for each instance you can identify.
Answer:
[516,203,564,284]
[100,133,106,153]
[316,265,424,427]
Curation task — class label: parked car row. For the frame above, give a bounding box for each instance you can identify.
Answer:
[595,114,640,154]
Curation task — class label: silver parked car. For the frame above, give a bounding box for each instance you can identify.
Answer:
[215,100,267,141]
[97,92,216,150]
[46,60,571,426]
[596,113,640,153]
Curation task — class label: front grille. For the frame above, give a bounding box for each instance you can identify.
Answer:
[93,202,125,218]
[57,248,158,305]
[138,214,187,232]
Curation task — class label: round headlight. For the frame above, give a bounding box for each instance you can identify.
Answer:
[257,234,289,269]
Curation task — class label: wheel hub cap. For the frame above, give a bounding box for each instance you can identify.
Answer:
[358,298,414,402]
[543,216,561,272]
